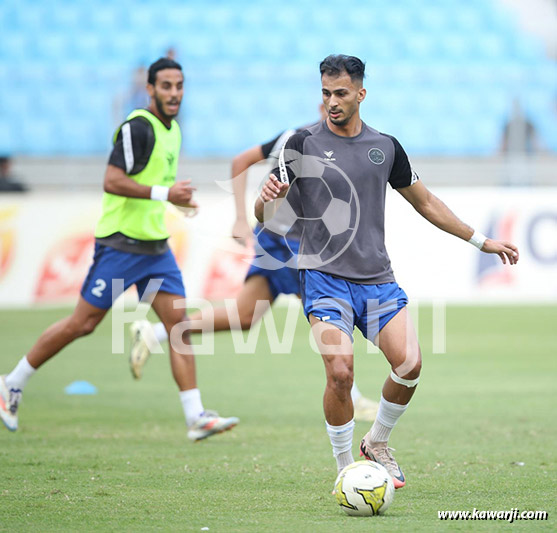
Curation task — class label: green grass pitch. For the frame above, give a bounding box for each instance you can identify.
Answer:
[1,305,555,532]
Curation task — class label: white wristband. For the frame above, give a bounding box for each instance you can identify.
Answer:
[150,185,169,202]
[468,230,487,250]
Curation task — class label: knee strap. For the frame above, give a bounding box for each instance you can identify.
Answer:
[390,371,420,388]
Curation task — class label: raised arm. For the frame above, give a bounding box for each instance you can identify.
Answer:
[254,131,305,223]
[397,180,519,265]
[231,145,265,246]
[254,174,289,223]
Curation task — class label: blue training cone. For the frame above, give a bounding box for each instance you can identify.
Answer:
[64,381,98,395]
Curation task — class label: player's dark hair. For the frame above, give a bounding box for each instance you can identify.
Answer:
[147,57,183,85]
[319,55,365,83]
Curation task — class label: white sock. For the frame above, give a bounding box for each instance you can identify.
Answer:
[350,382,362,402]
[5,356,36,391]
[368,395,408,443]
[179,388,204,427]
[326,418,355,472]
[153,322,168,343]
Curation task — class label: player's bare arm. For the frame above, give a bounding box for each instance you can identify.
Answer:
[231,145,265,246]
[397,180,519,265]
[254,173,289,222]
[104,164,152,198]
[104,164,197,208]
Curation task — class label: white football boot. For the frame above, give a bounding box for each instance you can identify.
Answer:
[0,375,21,432]
[187,410,239,441]
[129,320,159,379]
[360,437,406,489]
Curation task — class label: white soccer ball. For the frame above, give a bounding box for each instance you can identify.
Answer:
[334,461,395,516]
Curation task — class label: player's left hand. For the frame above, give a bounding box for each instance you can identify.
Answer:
[482,239,519,265]
[174,199,199,217]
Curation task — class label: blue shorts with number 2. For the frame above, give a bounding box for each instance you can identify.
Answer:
[81,244,186,309]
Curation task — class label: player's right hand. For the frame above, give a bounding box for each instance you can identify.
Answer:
[232,219,254,248]
[168,180,196,206]
[260,173,289,202]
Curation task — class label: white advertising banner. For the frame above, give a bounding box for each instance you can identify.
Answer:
[385,187,557,303]
[0,188,555,308]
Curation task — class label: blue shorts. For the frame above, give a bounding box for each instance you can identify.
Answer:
[245,230,300,299]
[81,244,186,309]
[300,269,408,343]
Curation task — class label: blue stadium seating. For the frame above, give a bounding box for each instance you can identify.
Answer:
[0,0,555,156]
[0,119,17,154]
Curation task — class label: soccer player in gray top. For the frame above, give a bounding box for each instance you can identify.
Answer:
[255,55,519,489]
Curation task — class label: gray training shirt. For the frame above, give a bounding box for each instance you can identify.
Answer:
[271,120,418,284]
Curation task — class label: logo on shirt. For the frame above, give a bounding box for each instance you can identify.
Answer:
[323,150,336,161]
[368,148,385,165]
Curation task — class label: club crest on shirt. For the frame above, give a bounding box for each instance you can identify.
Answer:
[323,150,336,161]
[368,148,385,165]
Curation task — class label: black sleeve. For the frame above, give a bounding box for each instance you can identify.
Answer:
[108,117,155,175]
[271,130,310,184]
[261,132,283,160]
[386,135,419,189]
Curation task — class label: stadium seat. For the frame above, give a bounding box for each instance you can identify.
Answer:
[395,120,432,156]
[0,119,18,154]
[181,31,221,61]
[106,33,142,65]
[183,117,214,155]
[415,6,448,33]
[58,119,108,155]
[46,3,84,31]
[452,5,487,33]
[83,4,121,33]
[469,117,501,154]
[28,33,67,62]
[0,32,31,62]
[70,33,108,64]
[0,90,32,121]
[19,118,59,155]
[404,32,441,62]
[1,0,555,156]
[535,116,557,152]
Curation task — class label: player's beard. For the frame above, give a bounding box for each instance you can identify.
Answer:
[154,92,180,121]
[329,101,358,127]
[329,113,349,126]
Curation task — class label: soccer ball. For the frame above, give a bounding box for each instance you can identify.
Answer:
[334,461,395,516]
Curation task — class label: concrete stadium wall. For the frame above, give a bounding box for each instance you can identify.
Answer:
[9,155,557,190]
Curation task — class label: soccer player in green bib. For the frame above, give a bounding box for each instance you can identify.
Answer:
[0,58,239,440]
